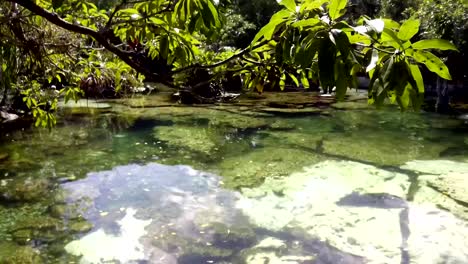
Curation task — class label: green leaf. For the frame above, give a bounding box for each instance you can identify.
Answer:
[328,0,348,20]
[412,50,452,80]
[348,34,370,45]
[278,0,296,12]
[292,18,321,28]
[288,73,299,87]
[398,19,420,41]
[409,64,424,94]
[279,73,287,90]
[412,39,458,51]
[382,19,399,30]
[381,28,402,49]
[396,85,411,109]
[251,10,290,44]
[300,71,310,89]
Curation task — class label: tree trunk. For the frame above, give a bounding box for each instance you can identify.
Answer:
[436,77,450,113]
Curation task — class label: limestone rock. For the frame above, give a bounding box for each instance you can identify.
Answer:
[401,160,468,175]
[236,160,468,263]
[241,237,315,264]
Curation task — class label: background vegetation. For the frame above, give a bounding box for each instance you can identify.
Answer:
[0,0,466,127]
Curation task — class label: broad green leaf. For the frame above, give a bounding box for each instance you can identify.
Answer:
[300,0,328,12]
[398,19,420,41]
[279,73,287,90]
[278,0,296,11]
[381,28,402,49]
[412,39,458,51]
[396,85,411,109]
[300,71,310,88]
[348,34,371,44]
[412,50,452,80]
[292,18,321,28]
[288,73,300,87]
[382,19,399,30]
[409,64,424,94]
[251,10,291,44]
[329,0,348,20]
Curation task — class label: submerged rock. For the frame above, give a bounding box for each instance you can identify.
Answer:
[240,237,315,264]
[237,160,468,263]
[215,147,324,189]
[402,160,468,214]
[0,177,50,202]
[208,114,269,130]
[401,160,468,175]
[322,133,445,166]
[331,101,370,110]
[153,126,219,154]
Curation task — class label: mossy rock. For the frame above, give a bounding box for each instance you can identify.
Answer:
[208,114,269,130]
[69,220,93,233]
[153,233,233,263]
[256,131,322,150]
[210,222,257,250]
[269,120,296,130]
[331,101,370,110]
[0,178,50,202]
[10,216,65,244]
[0,242,42,264]
[258,107,322,115]
[215,147,324,189]
[322,133,446,166]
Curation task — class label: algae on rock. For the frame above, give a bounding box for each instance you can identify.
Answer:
[322,133,446,166]
[0,242,42,264]
[153,125,220,154]
[215,147,324,189]
[0,177,50,202]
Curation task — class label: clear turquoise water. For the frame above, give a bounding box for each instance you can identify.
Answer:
[0,99,467,263]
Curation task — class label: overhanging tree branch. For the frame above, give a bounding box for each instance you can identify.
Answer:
[5,0,166,81]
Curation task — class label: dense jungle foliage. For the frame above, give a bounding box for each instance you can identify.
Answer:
[0,0,466,127]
